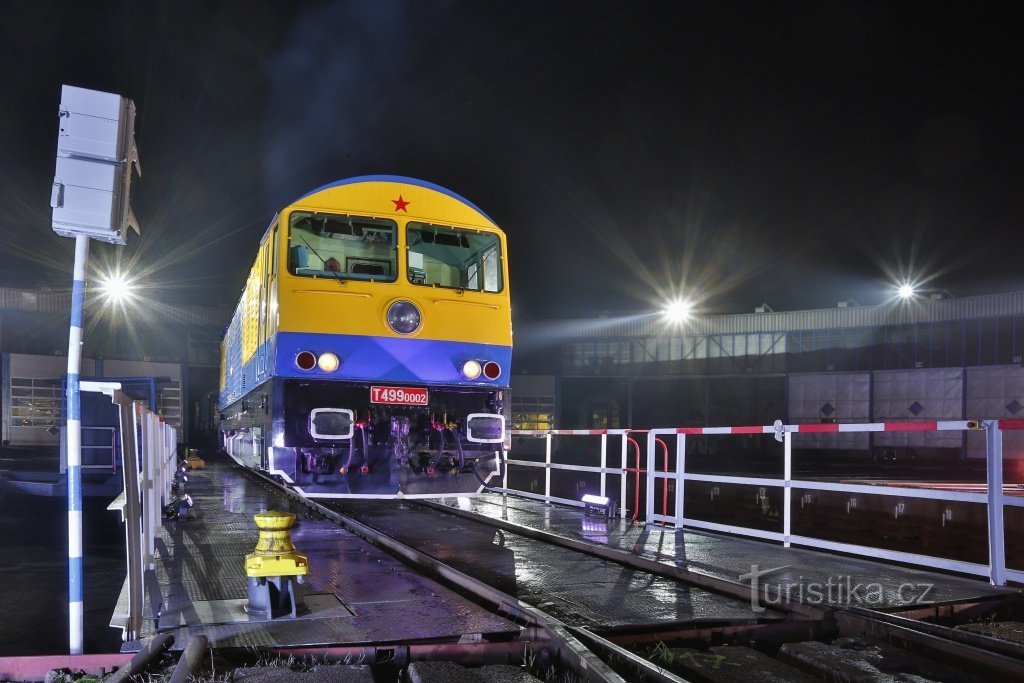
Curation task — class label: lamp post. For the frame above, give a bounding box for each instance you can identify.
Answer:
[51,84,140,654]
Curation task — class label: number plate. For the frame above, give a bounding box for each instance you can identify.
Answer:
[370,385,429,405]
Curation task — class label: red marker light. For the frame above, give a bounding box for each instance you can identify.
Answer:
[295,351,316,371]
[482,361,501,380]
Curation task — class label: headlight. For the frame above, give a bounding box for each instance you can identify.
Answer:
[317,352,340,372]
[387,300,421,335]
[462,360,482,379]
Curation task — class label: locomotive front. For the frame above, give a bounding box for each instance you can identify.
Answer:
[219,177,512,498]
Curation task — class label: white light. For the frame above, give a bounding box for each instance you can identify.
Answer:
[582,494,610,506]
[97,272,135,304]
[462,360,482,379]
[897,283,916,299]
[317,352,340,372]
[663,299,692,323]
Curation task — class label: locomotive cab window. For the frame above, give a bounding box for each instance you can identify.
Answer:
[288,212,397,282]
[406,222,503,292]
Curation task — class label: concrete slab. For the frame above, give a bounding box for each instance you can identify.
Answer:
[663,646,816,683]
[779,637,982,682]
[406,661,542,683]
[232,664,374,683]
[432,493,1015,610]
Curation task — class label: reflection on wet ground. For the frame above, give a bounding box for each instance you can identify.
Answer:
[330,499,768,629]
[432,493,1014,608]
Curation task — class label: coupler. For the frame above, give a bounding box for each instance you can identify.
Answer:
[245,510,308,619]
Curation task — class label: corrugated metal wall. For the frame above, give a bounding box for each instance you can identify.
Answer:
[965,365,1024,459]
[873,368,962,449]
[788,372,870,450]
[532,291,1024,339]
[787,365,1024,457]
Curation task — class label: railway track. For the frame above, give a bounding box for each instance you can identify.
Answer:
[257,469,1024,682]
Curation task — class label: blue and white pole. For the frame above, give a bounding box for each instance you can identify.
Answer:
[66,234,89,654]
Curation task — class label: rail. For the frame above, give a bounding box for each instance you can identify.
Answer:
[506,420,1024,587]
[503,429,634,518]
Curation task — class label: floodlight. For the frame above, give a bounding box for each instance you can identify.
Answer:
[897,283,916,300]
[582,493,614,518]
[96,271,135,304]
[663,299,693,323]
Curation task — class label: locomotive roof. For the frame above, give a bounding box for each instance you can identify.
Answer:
[290,175,498,228]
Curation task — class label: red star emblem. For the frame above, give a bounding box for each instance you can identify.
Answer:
[392,195,410,212]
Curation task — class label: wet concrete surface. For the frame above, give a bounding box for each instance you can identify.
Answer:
[0,492,125,655]
[328,499,774,630]
[145,457,518,649]
[431,493,1016,610]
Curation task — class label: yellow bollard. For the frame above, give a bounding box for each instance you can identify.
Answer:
[245,510,308,577]
[245,510,308,620]
[185,449,206,470]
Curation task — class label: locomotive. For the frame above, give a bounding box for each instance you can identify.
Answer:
[219,176,511,497]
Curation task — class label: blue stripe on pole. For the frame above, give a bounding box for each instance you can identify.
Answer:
[69,558,83,602]
[67,372,80,420]
[68,464,81,511]
[70,280,85,328]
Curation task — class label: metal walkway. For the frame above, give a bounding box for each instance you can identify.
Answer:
[430,492,1016,609]
[326,499,777,631]
[128,459,519,650]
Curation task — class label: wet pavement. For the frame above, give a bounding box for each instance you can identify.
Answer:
[142,457,518,649]
[328,499,777,630]
[429,492,1016,609]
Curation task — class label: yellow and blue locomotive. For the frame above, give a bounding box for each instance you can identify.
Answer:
[219,176,511,497]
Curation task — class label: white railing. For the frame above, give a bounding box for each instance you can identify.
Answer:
[83,381,178,642]
[502,429,635,518]
[505,420,1024,587]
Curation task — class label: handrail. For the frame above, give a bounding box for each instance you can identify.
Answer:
[625,436,642,521]
[505,419,1024,587]
[656,437,669,525]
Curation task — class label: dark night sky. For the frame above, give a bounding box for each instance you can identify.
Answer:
[1,1,1021,318]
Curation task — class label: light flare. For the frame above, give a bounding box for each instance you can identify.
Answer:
[663,298,693,323]
[96,272,136,305]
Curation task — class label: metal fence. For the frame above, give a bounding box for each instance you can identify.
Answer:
[83,381,177,642]
[504,420,1024,587]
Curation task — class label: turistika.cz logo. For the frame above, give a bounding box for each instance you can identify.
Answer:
[738,564,936,613]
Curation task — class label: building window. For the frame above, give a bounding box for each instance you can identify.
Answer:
[9,378,61,429]
[511,394,555,430]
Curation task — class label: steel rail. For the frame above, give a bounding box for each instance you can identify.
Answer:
[418,499,827,621]
[839,604,1024,672]
[248,467,1023,680]
[254,469,629,683]
[422,495,1024,675]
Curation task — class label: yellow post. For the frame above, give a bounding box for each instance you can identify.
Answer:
[245,510,308,578]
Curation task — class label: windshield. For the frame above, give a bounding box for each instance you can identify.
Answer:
[406,222,503,292]
[288,212,397,281]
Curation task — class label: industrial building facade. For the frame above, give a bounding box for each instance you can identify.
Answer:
[4,283,1024,460]
[0,286,226,449]
[511,291,1024,459]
